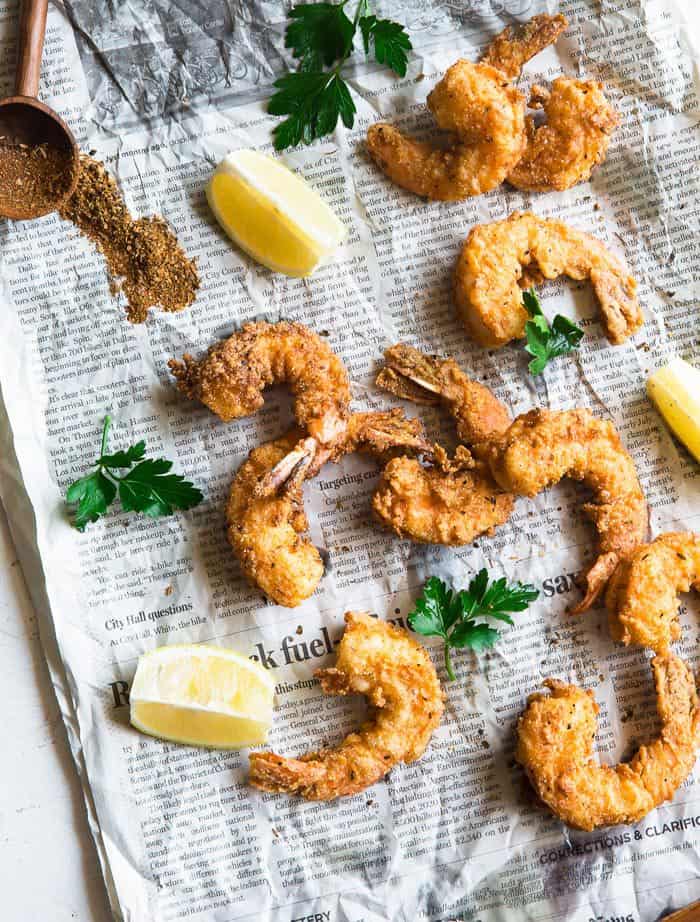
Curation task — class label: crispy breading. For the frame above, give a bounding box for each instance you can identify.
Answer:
[227,429,323,608]
[226,412,430,607]
[455,211,642,349]
[516,654,700,830]
[376,344,512,448]
[481,13,569,80]
[373,344,514,546]
[366,60,527,201]
[507,78,620,192]
[485,408,648,610]
[372,454,513,545]
[169,320,351,444]
[607,532,700,652]
[249,612,445,799]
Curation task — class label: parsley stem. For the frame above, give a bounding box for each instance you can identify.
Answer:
[444,644,456,682]
[100,415,111,457]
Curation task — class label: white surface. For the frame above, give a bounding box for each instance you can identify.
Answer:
[0,502,112,922]
[0,3,698,921]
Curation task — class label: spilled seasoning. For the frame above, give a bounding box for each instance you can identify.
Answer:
[0,139,76,218]
[58,154,200,323]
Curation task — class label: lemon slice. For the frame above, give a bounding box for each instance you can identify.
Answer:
[647,357,700,463]
[206,149,347,277]
[130,644,275,749]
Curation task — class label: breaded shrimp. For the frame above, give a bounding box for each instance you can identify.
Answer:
[169,321,351,470]
[249,611,444,799]
[507,78,620,192]
[373,449,513,545]
[454,212,642,348]
[227,412,431,607]
[481,13,568,80]
[485,409,648,611]
[372,344,513,544]
[606,532,700,653]
[376,343,511,448]
[516,654,700,830]
[372,344,514,544]
[366,13,568,201]
[227,430,322,608]
[366,60,527,201]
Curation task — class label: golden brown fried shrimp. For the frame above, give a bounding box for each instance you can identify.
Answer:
[373,450,513,545]
[227,430,323,609]
[455,211,642,348]
[227,413,430,607]
[606,532,700,653]
[366,13,570,201]
[507,78,620,192]
[376,343,511,448]
[481,13,568,80]
[516,654,700,830]
[372,344,513,544]
[249,611,444,799]
[169,321,351,464]
[366,60,527,201]
[485,409,648,611]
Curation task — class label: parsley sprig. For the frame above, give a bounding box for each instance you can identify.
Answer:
[66,416,203,531]
[523,289,584,375]
[269,0,411,150]
[408,573,539,681]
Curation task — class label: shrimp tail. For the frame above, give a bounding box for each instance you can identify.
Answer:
[254,437,318,497]
[569,551,619,614]
[249,752,325,794]
[376,351,445,405]
[345,409,433,460]
[481,13,569,79]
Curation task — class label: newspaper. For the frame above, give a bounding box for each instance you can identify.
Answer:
[1,0,699,918]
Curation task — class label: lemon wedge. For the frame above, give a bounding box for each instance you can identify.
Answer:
[206,149,347,277]
[130,644,275,749]
[647,357,700,463]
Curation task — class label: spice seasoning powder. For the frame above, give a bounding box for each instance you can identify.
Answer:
[0,139,76,217]
[58,155,200,323]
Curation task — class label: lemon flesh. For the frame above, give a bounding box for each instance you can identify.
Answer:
[130,644,274,749]
[206,149,347,277]
[647,357,700,463]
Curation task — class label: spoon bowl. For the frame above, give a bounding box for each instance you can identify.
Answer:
[0,0,80,220]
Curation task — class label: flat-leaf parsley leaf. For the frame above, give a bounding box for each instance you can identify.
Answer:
[523,288,584,375]
[270,0,411,149]
[408,572,539,680]
[66,416,203,531]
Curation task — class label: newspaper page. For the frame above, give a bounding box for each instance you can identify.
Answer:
[1,0,699,919]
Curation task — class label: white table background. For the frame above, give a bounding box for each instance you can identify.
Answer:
[1,4,698,920]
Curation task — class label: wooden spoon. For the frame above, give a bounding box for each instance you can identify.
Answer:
[0,0,79,220]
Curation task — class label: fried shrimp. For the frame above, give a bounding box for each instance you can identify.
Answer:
[481,13,568,80]
[455,212,642,349]
[366,60,527,201]
[485,409,648,611]
[376,343,511,449]
[372,344,514,544]
[366,13,570,201]
[516,654,700,830]
[373,450,514,545]
[227,412,430,607]
[227,430,323,608]
[507,78,620,192]
[249,611,444,799]
[606,532,700,653]
[169,321,351,470]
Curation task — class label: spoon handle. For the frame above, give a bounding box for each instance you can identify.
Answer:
[15,0,48,98]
